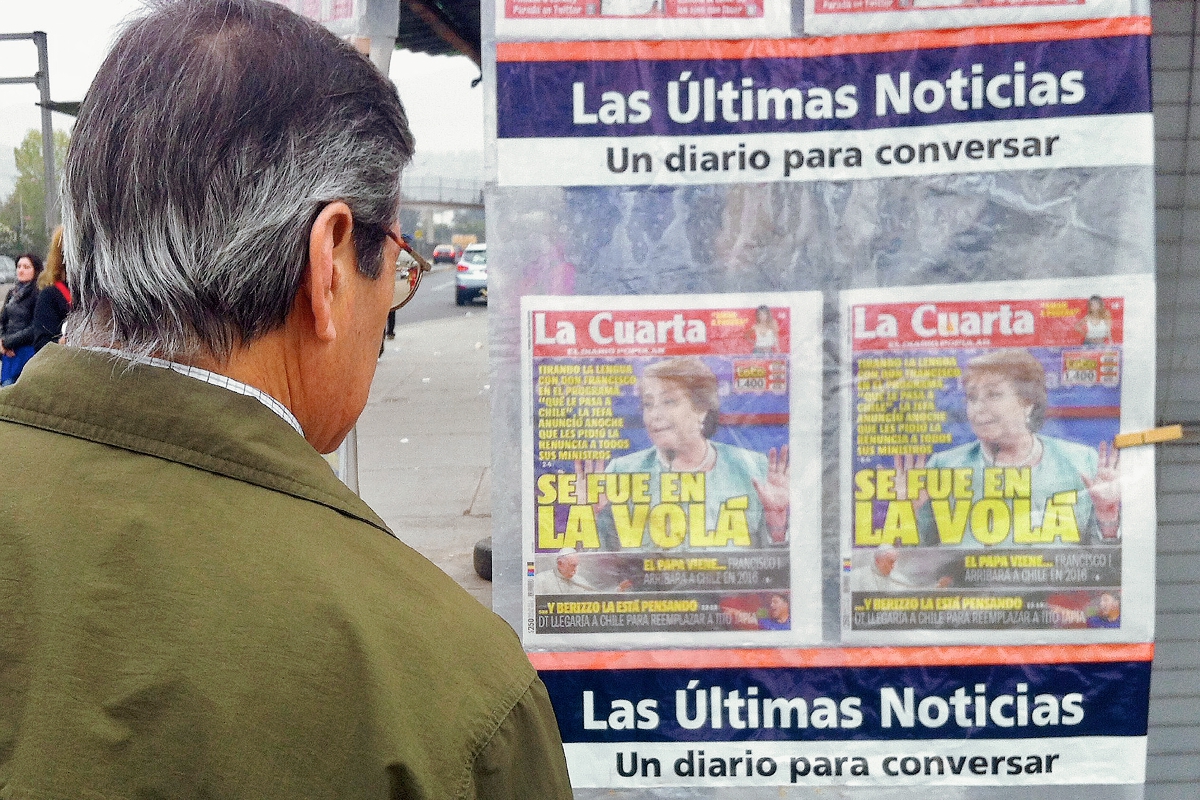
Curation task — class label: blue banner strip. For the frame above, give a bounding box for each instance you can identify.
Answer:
[497,35,1149,139]
[540,660,1151,743]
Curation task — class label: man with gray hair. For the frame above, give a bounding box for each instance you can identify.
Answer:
[0,1,571,797]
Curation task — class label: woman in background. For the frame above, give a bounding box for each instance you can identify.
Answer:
[0,253,43,385]
[4,227,71,360]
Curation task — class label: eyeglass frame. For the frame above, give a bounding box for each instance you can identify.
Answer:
[383,227,433,311]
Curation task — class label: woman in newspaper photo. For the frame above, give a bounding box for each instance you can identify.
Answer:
[898,349,1121,546]
[1074,295,1114,345]
[748,305,781,354]
[580,356,789,550]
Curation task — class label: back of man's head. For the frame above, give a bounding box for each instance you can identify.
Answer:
[64,0,415,361]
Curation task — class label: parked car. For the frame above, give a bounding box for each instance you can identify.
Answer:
[455,243,487,306]
[0,255,15,285]
[432,244,462,264]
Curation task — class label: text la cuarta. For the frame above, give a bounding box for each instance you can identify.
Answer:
[535,311,707,346]
[855,304,1035,340]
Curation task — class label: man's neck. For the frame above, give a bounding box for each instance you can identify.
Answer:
[186,333,295,418]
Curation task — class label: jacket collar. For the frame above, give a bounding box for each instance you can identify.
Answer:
[0,344,391,535]
[6,280,35,300]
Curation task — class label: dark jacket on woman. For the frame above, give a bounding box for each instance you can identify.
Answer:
[3,283,70,353]
[0,281,38,343]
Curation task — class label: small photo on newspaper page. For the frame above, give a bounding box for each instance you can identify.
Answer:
[802,0,1132,37]
[496,0,791,41]
[840,276,1155,646]
[521,293,823,650]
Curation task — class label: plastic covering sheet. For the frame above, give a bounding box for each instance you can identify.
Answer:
[483,0,1156,796]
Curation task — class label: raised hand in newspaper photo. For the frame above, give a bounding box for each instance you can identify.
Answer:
[752,444,790,543]
[1081,440,1121,539]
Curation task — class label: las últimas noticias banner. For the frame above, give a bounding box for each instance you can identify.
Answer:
[521,293,824,650]
[496,18,1151,188]
[531,644,1151,788]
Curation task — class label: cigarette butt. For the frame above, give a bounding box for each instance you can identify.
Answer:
[1114,425,1184,448]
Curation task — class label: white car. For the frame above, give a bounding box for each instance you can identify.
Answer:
[0,255,15,285]
[455,243,487,306]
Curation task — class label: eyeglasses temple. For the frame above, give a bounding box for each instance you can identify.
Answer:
[394,235,433,276]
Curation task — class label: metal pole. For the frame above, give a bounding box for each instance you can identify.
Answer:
[33,31,57,236]
[339,424,360,495]
[332,2,399,496]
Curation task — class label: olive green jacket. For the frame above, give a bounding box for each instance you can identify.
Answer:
[0,345,572,800]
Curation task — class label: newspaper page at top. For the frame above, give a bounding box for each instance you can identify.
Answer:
[495,0,791,41]
[522,292,823,650]
[840,276,1155,646]
[269,0,365,37]
[802,0,1133,37]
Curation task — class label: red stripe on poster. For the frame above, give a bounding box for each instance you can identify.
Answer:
[722,409,1121,426]
[497,17,1151,63]
[529,643,1154,670]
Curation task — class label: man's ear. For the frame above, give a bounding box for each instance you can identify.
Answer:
[305,202,358,342]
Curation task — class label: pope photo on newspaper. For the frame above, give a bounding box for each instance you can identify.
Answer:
[521,293,822,649]
[839,276,1156,645]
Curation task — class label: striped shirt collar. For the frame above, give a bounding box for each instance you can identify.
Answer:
[81,346,304,437]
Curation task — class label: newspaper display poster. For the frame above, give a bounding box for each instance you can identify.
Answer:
[840,275,1156,646]
[268,0,370,36]
[802,0,1133,37]
[521,293,823,649]
[495,0,791,43]
[495,18,1152,188]
[531,644,1152,788]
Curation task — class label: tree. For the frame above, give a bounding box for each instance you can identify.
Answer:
[0,221,16,254]
[0,129,69,258]
[453,208,486,242]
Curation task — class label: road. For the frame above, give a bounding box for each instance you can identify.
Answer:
[355,266,495,608]
[389,264,484,325]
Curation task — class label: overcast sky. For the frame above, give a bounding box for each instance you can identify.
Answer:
[0,0,485,195]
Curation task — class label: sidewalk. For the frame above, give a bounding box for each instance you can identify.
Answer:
[354,304,494,608]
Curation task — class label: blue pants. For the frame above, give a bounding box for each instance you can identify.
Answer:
[1,345,36,386]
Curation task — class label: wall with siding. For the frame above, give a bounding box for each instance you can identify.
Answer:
[1149,2,1200,797]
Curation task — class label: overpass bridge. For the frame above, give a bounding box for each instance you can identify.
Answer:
[401,174,483,211]
[400,173,484,252]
